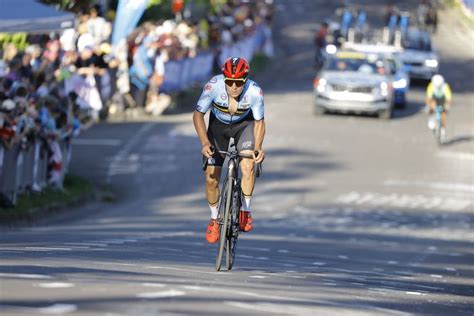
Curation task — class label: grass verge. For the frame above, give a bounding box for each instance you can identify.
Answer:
[0,175,93,221]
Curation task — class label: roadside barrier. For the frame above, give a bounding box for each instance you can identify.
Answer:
[0,140,70,206]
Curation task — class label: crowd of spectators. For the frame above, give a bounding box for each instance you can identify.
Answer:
[124,0,274,114]
[0,0,274,200]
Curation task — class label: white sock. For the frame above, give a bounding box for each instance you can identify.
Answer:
[209,203,219,219]
[242,196,252,212]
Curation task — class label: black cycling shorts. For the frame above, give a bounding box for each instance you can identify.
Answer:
[205,112,255,167]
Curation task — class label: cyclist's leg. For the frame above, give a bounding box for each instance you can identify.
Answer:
[234,120,256,200]
[206,114,230,218]
[441,110,447,128]
[234,120,255,232]
[205,166,222,219]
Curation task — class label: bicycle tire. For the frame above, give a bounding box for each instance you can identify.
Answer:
[216,178,233,271]
[226,186,241,270]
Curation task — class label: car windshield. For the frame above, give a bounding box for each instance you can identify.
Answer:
[403,36,432,51]
[324,57,386,75]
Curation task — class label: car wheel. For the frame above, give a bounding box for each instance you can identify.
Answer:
[396,99,406,109]
[378,108,392,120]
[314,105,326,116]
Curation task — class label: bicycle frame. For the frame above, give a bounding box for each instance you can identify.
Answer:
[434,105,443,145]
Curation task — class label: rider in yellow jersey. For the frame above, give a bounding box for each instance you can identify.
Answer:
[426,74,452,139]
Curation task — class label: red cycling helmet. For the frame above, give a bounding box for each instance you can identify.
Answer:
[222,57,249,80]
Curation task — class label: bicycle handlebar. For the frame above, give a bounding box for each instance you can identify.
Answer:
[202,150,263,178]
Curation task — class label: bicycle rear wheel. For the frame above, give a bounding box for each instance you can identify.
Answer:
[216,178,232,271]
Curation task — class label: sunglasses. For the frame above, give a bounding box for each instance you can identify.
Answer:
[224,78,246,87]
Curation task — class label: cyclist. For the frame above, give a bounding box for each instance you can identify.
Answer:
[426,74,452,140]
[193,57,266,243]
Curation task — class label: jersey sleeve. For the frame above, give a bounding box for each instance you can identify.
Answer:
[426,83,433,98]
[195,77,217,113]
[251,85,265,120]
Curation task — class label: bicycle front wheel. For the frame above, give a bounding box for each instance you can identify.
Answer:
[226,186,241,270]
[216,178,233,271]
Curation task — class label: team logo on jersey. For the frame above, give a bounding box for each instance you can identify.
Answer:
[220,93,227,100]
[209,77,217,83]
[204,84,212,91]
[242,95,248,103]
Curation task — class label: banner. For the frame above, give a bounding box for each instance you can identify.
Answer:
[112,0,149,47]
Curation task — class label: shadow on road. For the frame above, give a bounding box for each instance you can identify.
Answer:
[442,134,474,146]
[0,202,473,314]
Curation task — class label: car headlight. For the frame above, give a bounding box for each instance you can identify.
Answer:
[380,82,389,96]
[425,59,438,68]
[325,44,337,55]
[392,78,407,89]
[317,78,327,93]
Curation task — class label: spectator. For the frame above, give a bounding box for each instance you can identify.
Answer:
[87,5,111,46]
[129,35,155,108]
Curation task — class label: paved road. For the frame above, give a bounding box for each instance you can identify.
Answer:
[1,1,473,315]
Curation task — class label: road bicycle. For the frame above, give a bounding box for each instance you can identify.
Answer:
[203,147,262,271]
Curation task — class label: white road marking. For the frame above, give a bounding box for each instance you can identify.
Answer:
[0,273,52,279]
[136,290,186,298]
[312,262,327,266]
[146,266,220,275]
[142,283,166,288]
[336,192,472,211]
[182,285,203,290]
[38,304,78,314]
[73,138,122,146]
[384,179,474,193]
[249,275,266,279]
[37,282,75,288]
[405,291,423,296]
[24,247,72,251]
[437,151,474,161]
[337,191,360,203]
[64,242,108,247]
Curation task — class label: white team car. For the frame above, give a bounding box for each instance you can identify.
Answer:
[398,29,439,80]
[313,51,394,119]
[341,42,410,108]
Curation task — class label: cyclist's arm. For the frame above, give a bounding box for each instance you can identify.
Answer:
[426,83,435,109]
[254,119,265,163]
[194,78,218,158]
[445,84,452,107]
[193,111,210,147]
[250,84,265,162]
[254,119,265,152]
